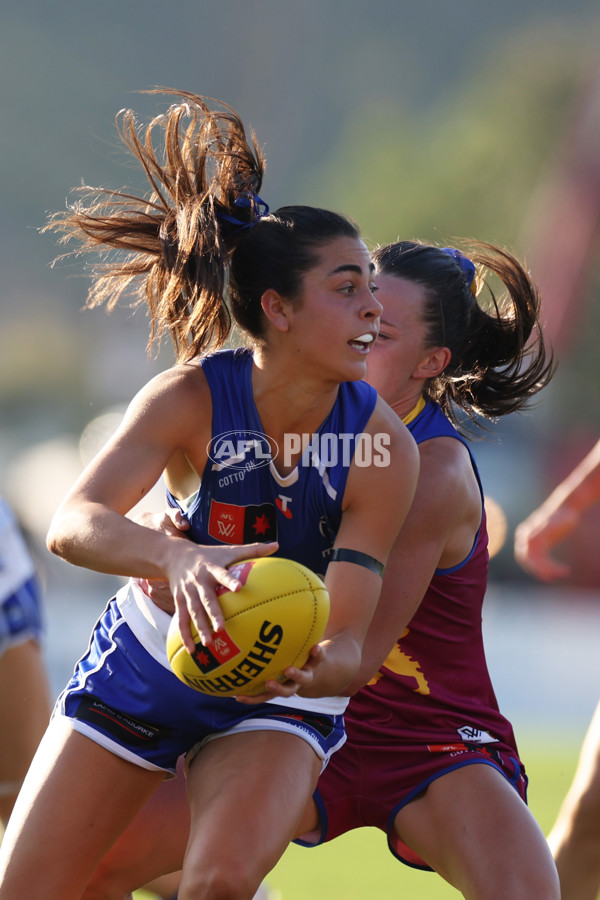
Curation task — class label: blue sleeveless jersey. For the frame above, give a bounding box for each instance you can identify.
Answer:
[55,354,379,763]
[407,399,474,466]
[167,349,378,576]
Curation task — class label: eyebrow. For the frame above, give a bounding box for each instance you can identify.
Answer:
[326,262,376,277]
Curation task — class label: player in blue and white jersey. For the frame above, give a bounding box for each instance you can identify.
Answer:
[0,496,51,829]
[0,91,418,900]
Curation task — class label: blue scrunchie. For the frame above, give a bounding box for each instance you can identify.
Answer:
[217,193,270,229]
[441,247,476,291]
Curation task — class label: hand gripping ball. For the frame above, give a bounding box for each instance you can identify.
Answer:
[166,556,330,696]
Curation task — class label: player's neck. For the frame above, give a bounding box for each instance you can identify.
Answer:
[386,386,426,423]
[401,395,426,426]
[251,357,339,438]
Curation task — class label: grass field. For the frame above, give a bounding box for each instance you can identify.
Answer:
[133,734,583,900]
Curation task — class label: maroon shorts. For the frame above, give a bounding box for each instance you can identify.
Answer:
[295,739,527,869]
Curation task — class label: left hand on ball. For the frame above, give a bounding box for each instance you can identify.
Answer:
[235,643,324,704]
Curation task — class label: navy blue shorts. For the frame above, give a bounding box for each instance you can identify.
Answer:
[55,596,345,773]
[296,738,527,869]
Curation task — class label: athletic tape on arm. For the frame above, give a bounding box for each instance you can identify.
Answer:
[329,548,385,578]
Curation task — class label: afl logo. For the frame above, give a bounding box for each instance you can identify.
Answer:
[208,430,277,472]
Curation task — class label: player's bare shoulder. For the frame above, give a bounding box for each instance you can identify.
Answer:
[422,435,476,494]
[125,359,211,426]
[145,358,209,401]
[418,434,481,534]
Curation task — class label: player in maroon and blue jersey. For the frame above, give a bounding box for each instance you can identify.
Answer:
[68,239,561,899]
[291,240,559,898]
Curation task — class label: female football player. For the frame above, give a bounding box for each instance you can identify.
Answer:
[0,91,418,900]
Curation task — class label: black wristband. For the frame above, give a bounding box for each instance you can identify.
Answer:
[329,548,385,578]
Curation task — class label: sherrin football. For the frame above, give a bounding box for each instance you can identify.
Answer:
[166,556,330,697]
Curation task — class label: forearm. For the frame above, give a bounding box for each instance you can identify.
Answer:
[542,444,600,518]
[298,633,361,699]
[47,501,176,580]
[514,443,600,579]
[344,657,382,696]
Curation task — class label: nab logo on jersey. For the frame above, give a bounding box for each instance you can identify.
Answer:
[208,430,275,472]
[208,500,278,544]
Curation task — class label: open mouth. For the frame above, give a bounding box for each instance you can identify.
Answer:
[348,333,375,351]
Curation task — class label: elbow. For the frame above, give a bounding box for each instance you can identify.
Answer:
[46,521,68,559]
[46,510,78,561]
[343,645,384,696]
[343,665,373,697]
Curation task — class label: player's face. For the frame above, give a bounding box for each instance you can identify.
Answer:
[365,273,430,406]
[285,236,382,383]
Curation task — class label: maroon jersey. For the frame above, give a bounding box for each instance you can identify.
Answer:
[297,400,526,869]
[346,399,517,750]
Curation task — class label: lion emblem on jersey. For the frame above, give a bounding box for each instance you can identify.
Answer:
[368,628,430,695]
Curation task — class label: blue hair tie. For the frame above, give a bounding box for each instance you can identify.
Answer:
[441,247,476,294]
[218,193,270,229]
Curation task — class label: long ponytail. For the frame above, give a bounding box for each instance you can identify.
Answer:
[45,89,360,364]
[44,89,266,360]
[372,239,555,430]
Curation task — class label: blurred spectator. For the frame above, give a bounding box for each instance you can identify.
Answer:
[0,496,51,830]
[515,438,600,582]
[515,437,600,900]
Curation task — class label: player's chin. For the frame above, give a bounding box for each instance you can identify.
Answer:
[323,350,368,384]
[344,354,370,382]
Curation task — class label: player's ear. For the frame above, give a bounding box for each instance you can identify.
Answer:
[261,290,290,332]
[413,346,451,379]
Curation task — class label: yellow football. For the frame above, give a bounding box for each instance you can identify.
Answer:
[166,556,330,696]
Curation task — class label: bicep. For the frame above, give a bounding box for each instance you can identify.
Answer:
[59,376,200,516]
[68,428,171,515]
[356,523,447,682]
